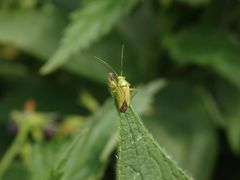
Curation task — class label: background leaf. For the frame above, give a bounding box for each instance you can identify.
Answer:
[29,141,67,180]
[0,9,66,59]
[163,26,240,89]
[0,9,108,82]
[41,0,140,74]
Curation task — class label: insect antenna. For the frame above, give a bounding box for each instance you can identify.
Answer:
[120,44,125,76]
[94,56,118,77]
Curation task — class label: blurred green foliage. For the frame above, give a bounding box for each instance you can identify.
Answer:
[0,0,240,179]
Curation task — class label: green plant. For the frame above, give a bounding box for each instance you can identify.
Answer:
[0,0,240,179]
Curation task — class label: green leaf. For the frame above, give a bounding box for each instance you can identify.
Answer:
[118,106,192,180]
[51,100,118,180]
[50,80,165,180]
[30,141,67,180]
[0,9,66,59]
[0,7,156,83]
[163,26,240,89]
[41,0,139,74]
[0,9,107,82]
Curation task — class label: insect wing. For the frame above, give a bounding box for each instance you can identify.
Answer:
[116,85,130,112]
[120,100,128,112]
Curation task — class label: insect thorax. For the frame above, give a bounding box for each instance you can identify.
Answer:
[117,76,130,87]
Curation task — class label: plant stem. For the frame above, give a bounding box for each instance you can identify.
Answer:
[0,123,29,179]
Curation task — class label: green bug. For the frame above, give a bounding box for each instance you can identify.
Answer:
[95,45,136,112]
